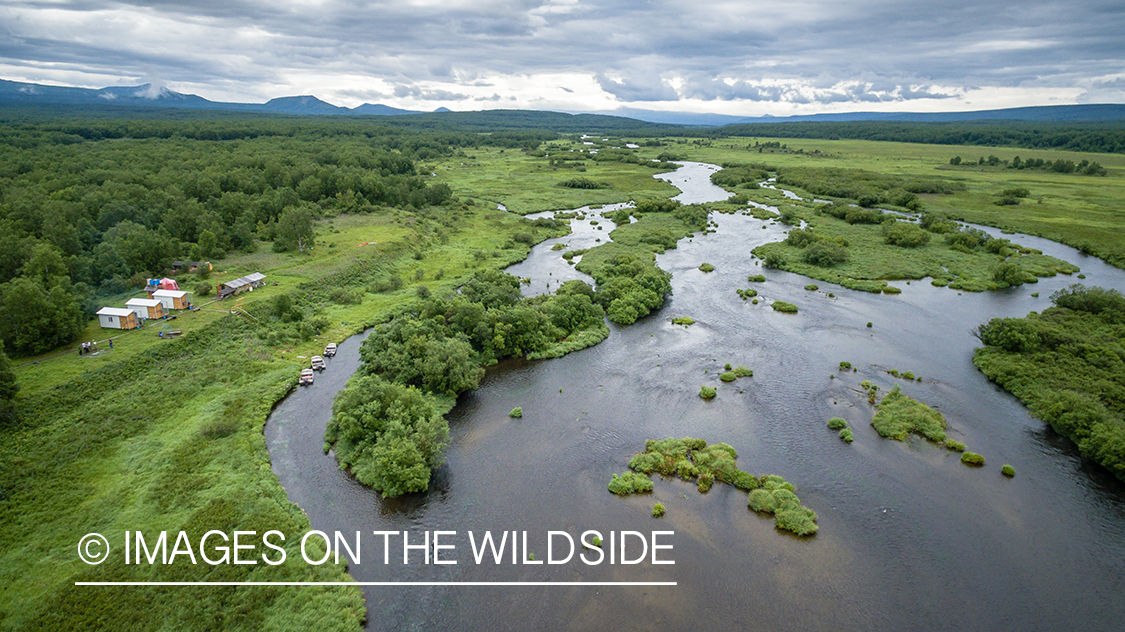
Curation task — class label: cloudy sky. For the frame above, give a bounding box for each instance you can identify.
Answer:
[1,0,1123,115]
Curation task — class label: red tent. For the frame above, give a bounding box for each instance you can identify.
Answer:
[160,278,180,290]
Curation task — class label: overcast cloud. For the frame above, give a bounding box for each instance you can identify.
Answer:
[0,0,1122,115]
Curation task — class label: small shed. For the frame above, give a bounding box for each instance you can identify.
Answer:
[126,298,166,320]
[152,289,191,310]
[217,272,266,299]
[97,307,140,330]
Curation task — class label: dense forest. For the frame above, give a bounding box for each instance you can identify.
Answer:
[703,121,1125,154]
[0,112,553,355]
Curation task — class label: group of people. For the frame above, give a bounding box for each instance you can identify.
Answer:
[78,339,111,355]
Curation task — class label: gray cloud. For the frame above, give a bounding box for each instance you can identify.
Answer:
[0,0,1121,111]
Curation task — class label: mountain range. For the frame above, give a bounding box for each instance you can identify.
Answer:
[3,78,1124,126]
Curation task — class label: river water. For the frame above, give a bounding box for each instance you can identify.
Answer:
[265,162,1125,631]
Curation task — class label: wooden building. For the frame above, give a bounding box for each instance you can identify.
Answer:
[96,307,140,330]
[216,272,266,299]
[152,289,191,310]
[125,298,166,320]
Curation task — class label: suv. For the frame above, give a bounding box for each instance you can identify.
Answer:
[324,343,337,357]
[299,368,314,386]
[311,356,326,372]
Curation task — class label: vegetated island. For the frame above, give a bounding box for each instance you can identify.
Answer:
[868,383,979,458]
[973,285,1125,481]
[325,270,609,496]
[608,437,818,536]
[710,163,1079,294]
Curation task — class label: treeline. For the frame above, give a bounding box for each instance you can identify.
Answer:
[0,114,524,355]
[974,286,1125,481]
[949,154,1107,175]
[325,270,608,497]
[702,121,1125,154]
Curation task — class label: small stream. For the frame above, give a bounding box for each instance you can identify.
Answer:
[265,162,1125,631]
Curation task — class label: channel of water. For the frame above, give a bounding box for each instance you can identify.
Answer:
[265,162,1125,631]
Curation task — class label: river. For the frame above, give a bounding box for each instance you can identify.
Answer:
[265,162,1125,631]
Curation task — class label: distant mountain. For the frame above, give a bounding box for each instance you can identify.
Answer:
[0,79,421,117]
[3,78,1124,126]
[607,104,1125,126]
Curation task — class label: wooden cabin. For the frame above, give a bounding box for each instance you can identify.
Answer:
[216,272,266,299]
[152,289,191,310]
[96,307,140,330]
[125,298,166,320]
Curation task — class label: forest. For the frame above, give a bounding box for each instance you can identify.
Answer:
[0,113,555,355]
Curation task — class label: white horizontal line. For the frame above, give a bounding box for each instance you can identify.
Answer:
[76,581,676,587]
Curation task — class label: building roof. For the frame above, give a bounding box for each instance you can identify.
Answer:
[221,272,266,290]
[126,298,162,306]
[97,307,135,317]
[152,289,188,298]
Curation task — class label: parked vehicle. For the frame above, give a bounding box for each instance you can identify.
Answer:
[311,356,326,372]
[299,369,314,386]
[324,342,337,357]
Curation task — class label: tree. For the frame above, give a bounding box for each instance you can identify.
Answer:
[273,205,316,252]
[0,277,86,355]
[0,340,17,424]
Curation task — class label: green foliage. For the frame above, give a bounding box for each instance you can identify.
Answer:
[325,375,449,497]
[974,285,1125,481]
[839,428,854,443]
[805,284,819,291]
[558,177,609,189]
[621,437,760,496]
[871,386,948,442]
[944,439,967,452]
[0,276,87,355]
[839,361,852,370]
[672,316,696,326]
[699,385,717,399]
[608,471,654,495]
[1002,464,1016,477]
[720,371,736,382]
[653,502,666,517]
[883,221,932,248]
[961,452,986,466]
[827,417,848,430]
[747,475,818,536]
[771,301,799,313]
[698,262,715,272]
[509,407,523,418]
[0,342,17,423]
[732,366,753,377]
[736,288,758,300]
[747,274,766,282]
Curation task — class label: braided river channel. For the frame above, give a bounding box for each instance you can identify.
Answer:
[266,162,1125,631]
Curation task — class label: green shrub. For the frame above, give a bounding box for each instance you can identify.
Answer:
[509,407,523,418]
[732,366,753,377]
[871,386,947,442]
[839,361,852,370]
[653,503,666,517]
[1001,464,1016,477]
[883,221,931,247]
[805,284,819,291]
[944,439,966,452]
[747,274,766,282]
[883,286,902,295]
[827,417,848,430]
[720,372,737,382]
[772,301,799,313]
[839,428,854,443]
[961,452,985,466]
[672,316,695,326]
[608,471,654,495]
[803,241,848,266]
[698,263,715,272]
[699,386,717,399]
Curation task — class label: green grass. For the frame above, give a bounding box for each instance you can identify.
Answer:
[672,316,696,327]
[961,452,986,466]
[827,417,848,430]
[1002,464,1016,477]
[747,475,819,536]
[839,428,854,443]
[771,301,799,313]
[643,136,1125,268]
[699,262,715,272]
[430,145,679,214]
[652,503,666,517]
[509,407,523,418]
[699,385,717,399]
[871,386,948,443]
[0,198,574,628]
